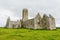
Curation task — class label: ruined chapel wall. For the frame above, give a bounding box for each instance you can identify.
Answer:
[48,15,56,30]
[41,14,50,29]
[23,19,35,29]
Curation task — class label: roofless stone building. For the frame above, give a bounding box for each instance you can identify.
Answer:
[5,8,56,30]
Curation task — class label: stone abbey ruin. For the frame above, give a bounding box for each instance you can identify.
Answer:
[5,8,56,30]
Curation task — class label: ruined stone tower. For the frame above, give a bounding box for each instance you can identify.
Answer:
[22,8,28,21]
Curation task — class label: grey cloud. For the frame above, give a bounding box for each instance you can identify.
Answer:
[0,0,60,26]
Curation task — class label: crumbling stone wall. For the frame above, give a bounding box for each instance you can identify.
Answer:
[6,17,21,28]
[48,14,56,30]
[23,19,35,29]
[34,13,42,29]
[41,14,49,29]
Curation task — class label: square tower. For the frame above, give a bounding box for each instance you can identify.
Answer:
[22,8,28,21]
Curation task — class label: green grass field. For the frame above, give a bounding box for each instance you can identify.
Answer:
[0,28,60,40]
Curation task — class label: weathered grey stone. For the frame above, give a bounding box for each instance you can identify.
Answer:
[48,14,56,30]
[34,13,42,29]
[41,14,49,29]
[22,8,28,21]
[5,17,10,28]
[5,8,56,30]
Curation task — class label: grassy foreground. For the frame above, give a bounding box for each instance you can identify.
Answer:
[0,28,60,40]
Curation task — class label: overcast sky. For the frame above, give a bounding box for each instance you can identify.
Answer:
[0,0,60,27]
